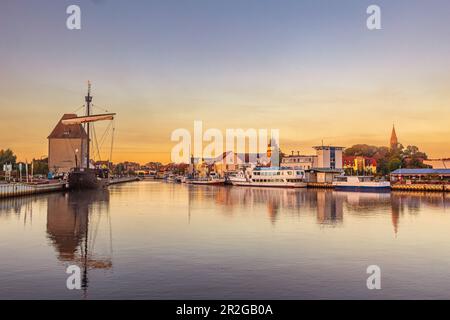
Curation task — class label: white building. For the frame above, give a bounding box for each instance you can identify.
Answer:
[308,146,344,183]
[313,146,344,169]
[281,154,318,170]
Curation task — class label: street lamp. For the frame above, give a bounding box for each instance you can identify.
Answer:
[75,149,79,168]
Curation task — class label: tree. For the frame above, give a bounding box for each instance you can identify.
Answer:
[344,144,379,158]
[345,143,429,176]
[32,158,49,175]
[114,163,125,175]
[0,149,17,168]
[402,145,429,169]
[388,158,402,172]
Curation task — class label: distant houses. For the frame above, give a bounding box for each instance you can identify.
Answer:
[343,156,377,175]
[390,168,450,184]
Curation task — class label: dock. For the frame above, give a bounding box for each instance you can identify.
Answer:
[0,176,140,199]
[307,182,334,189]
[392,184,450,192]
[108,176,141,185]
[0,181,68,199]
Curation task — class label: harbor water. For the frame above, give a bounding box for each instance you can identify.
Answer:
[1,180,450,299]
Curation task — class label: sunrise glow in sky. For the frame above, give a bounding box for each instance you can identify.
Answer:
[1,0,450,163]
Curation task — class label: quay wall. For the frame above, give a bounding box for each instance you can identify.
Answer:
[307,182,334,189]
[108,176,140,185]
[392,184,450,192]
[0,182,68,199]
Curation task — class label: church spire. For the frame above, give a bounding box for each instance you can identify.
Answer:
[390,124,398,149]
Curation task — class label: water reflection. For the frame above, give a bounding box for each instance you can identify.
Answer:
[1,184,450,299]
[46,190,112,294]
[182,186,450,233]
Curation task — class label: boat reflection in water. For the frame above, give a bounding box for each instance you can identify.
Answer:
[46,189,112,295]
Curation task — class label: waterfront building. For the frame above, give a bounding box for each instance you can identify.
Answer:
[307,146,344,183]
[313,146,344,169]
[47,114,88,174]
[343,156,377,175]
[423,158,450,169]
[94,160,113,170]
[281,153,318,170]
[390,168,450,184]
[202,151,273,176]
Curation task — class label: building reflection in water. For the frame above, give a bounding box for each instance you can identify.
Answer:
[390,191,450,236]
[186,186,346,225]
[316,190,344,225]
[46,189,112,294]
[184,186,450,233]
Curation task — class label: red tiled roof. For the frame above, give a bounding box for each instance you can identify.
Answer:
[48,114,88,139]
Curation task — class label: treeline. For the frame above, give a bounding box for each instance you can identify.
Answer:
[344,144,429,176]
[0,149,49,175]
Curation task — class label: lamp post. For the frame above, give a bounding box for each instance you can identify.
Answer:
[75,149,79,169]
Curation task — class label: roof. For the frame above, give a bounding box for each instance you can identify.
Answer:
[312,146,345,150]
[391,169,450,175]
[253,166,299,171]
[283,155,317,159]
[48,114,88,139]
[309,168,344,173]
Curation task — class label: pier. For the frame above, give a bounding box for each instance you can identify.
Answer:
[392,184,450,192]
[108,176,141,185]
[0,181,68,199]
[0,176,140,199]
[307,182,334,189]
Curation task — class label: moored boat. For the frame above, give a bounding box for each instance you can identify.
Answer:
[185,172,225,185]
[68,168,108,190]
[229,167,307,188]
[332,176,391,192]
[66,82,116,190]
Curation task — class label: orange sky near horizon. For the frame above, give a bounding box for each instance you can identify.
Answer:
[1,1,450,164]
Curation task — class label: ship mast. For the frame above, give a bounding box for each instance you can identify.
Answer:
[85,81,93,169]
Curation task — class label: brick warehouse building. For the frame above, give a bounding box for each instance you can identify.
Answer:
[48,114,88,174]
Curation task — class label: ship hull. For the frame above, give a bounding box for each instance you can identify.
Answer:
[68,169,108,190]
[186,179,225,185]
[230,180,307,188]
[333,185,391,193]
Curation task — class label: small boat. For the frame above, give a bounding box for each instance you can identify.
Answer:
[229,167,307,188]
[332,176,391,192]
[166,174,177,182]
[185,172,225,185]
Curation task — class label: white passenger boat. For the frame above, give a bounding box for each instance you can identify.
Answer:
[229,167,307,188]
[332,176,391,191]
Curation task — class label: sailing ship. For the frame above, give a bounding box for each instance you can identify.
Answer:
[64,83,116,190]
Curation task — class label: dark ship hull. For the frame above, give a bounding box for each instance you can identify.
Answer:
[68,169,108,190]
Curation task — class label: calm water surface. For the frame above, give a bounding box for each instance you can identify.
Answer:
[1,180,450,299]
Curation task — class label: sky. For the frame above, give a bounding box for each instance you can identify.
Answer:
[0,0,449,163]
